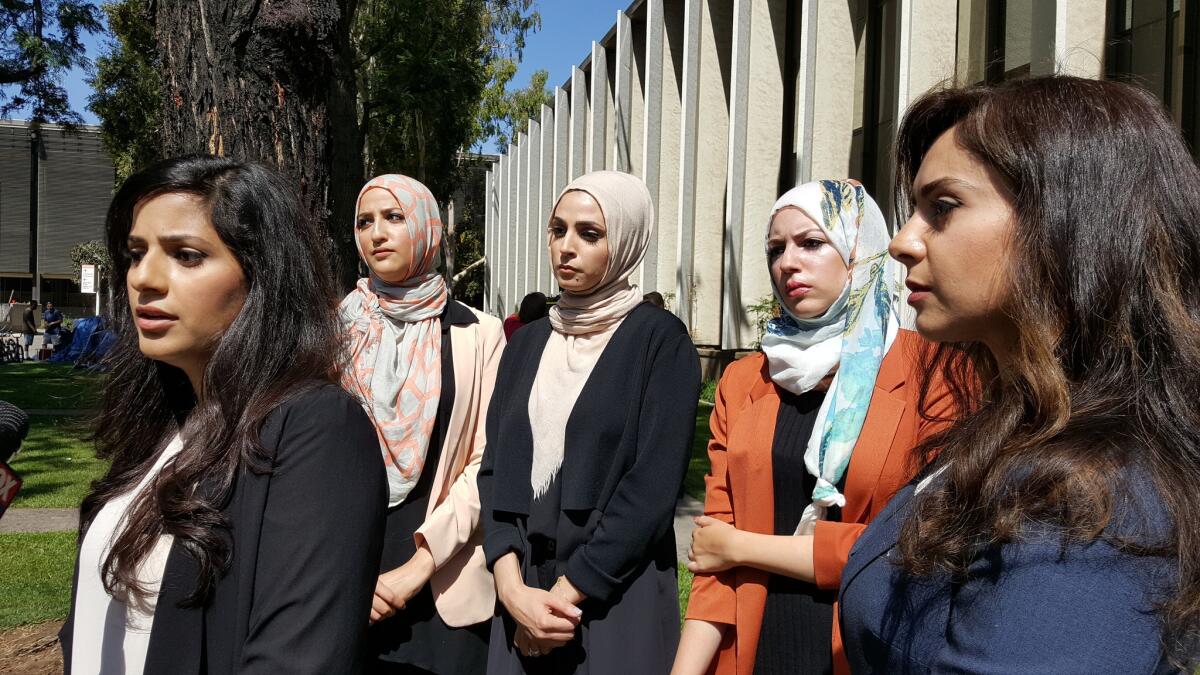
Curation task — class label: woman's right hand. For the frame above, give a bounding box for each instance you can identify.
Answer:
[493,552,582,655]
[499,582,582,645]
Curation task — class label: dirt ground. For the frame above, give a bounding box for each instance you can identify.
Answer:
[0,622,62,675]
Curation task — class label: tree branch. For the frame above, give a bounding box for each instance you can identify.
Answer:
[451,256,485,287]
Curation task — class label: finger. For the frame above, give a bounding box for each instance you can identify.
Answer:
[686,560,700,573]
[694,515,714,527]
[543,594,583,621]
[531,627,578,642]
[372,593,392,618]
[687,548,696,562]
[537,612,580,634]
[374,580,397,606]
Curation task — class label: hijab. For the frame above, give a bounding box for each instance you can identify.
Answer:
[760,179,903,533]
[529,170,655,497]
[339,174,448,507]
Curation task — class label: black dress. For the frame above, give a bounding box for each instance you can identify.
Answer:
[752,389,839,675]
[479,303,702,675]
[370,303,491,674]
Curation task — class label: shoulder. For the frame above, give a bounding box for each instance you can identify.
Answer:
[264,383,374,444]
[458,302,503,334]
[624,302,690,339]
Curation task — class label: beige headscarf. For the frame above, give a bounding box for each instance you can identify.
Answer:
[547,170,653,335]
[530,170,656,497]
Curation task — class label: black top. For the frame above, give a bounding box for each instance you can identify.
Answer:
[373,299,495,668]
[22,308,35,334]
[754,388,837,675]
[60,384,387,675]
[478,302,702,602]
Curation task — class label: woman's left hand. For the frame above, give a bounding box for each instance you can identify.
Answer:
[687,516,744,573]
[370,545,436,624]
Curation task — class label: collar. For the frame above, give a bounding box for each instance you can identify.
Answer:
[440,298,478,333]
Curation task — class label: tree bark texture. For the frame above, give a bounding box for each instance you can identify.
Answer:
[154,0,363,289]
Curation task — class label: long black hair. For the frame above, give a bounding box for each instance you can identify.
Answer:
[82,155,342,604]
[896,76,1200,666]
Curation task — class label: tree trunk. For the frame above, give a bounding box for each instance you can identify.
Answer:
[153,0,363,289]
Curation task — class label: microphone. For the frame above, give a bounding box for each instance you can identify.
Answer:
[0,401,29,464]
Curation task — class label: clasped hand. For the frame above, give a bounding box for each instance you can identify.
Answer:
[686,515,742,573]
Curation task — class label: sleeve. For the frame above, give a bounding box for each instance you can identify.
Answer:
[477,341,526,569]
[929,537,1169,673]
[684,366,741,624]
[812,521,868,590]
[239,389,387,674]
[415,321,505,568]
[564,332,702,602]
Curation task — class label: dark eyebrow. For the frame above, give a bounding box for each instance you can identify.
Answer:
[127,233,210,246]
[573,220,605,230]
[916,177,975,200]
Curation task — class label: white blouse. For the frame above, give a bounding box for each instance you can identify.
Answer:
[71,435,182,675]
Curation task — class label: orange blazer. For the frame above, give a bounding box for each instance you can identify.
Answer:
[684,329,954,675]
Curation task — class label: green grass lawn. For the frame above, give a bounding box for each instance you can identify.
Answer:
[683,402,714,502]
[0,362,103,411]
[0,531,77,630]
[9,416,104,509]
[0,362,108,509]
[678,565,694,620]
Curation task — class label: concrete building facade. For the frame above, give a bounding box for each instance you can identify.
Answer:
[0,120,114,318]
[484,0,1198,350]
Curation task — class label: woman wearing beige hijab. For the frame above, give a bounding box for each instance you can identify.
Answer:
[478,170,702,673]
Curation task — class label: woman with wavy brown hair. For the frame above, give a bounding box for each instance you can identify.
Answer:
[61,156,386,674]
[839,75,1200,671]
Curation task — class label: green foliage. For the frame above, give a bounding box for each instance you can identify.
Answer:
[475,59,550,148]
[0,531,78,629]
[0,0,103,125]
[87,0,161,183]
[67,240,110,285]
[746,293,781,350]
[356,0,541,198]
[699,379,717,403]
[677,564,693,621]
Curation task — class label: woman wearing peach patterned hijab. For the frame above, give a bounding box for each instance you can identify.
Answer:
[341,173,505,672]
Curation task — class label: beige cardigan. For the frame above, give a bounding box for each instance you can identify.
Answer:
[412,306,505,627]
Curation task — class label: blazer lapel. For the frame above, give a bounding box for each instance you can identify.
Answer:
[144,542,204,674]
[428,322,476,512]
[729,370,780,535]
[842,342,909,524]
[839,482,915,593]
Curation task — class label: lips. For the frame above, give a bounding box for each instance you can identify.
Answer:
[134,306,178,332]
[785,278,812,299]
[371,248,395,258]
[905,280,932,305]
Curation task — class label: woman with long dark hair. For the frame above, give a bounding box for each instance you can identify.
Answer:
[479,170,701,674]
[61,156,386,674]
[340,174,504,673]
[839,75,1200,671]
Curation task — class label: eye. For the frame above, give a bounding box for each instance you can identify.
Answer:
[766,243,784,261]
[386,210,405,223]
[581,229,602,243]
[125,247,145,264]
[801,238,825,250]
[355,217,372,230]
[174,249,207,267]
[548,223,566,237]
[930,199,959,220]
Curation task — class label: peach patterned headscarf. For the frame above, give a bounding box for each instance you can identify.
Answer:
[339,174,448,507]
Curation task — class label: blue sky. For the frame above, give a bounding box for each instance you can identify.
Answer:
[13,0,629,153]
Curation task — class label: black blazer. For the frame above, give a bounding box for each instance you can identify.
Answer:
[61,384,387,674]
[478,302,701,602]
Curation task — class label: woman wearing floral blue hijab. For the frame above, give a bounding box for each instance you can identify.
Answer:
[673,180,956,675]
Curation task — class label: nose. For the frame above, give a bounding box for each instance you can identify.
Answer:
[888,214,926,269]
[556,229,577,260]
[126,250,167,298]
[370,219,388,246]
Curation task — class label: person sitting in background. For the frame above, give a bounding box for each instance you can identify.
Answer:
[643,291,665,309]
[503,292,548,340]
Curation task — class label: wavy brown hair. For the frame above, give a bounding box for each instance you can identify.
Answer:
[895,76,1200,665]
[81,156,342,605]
